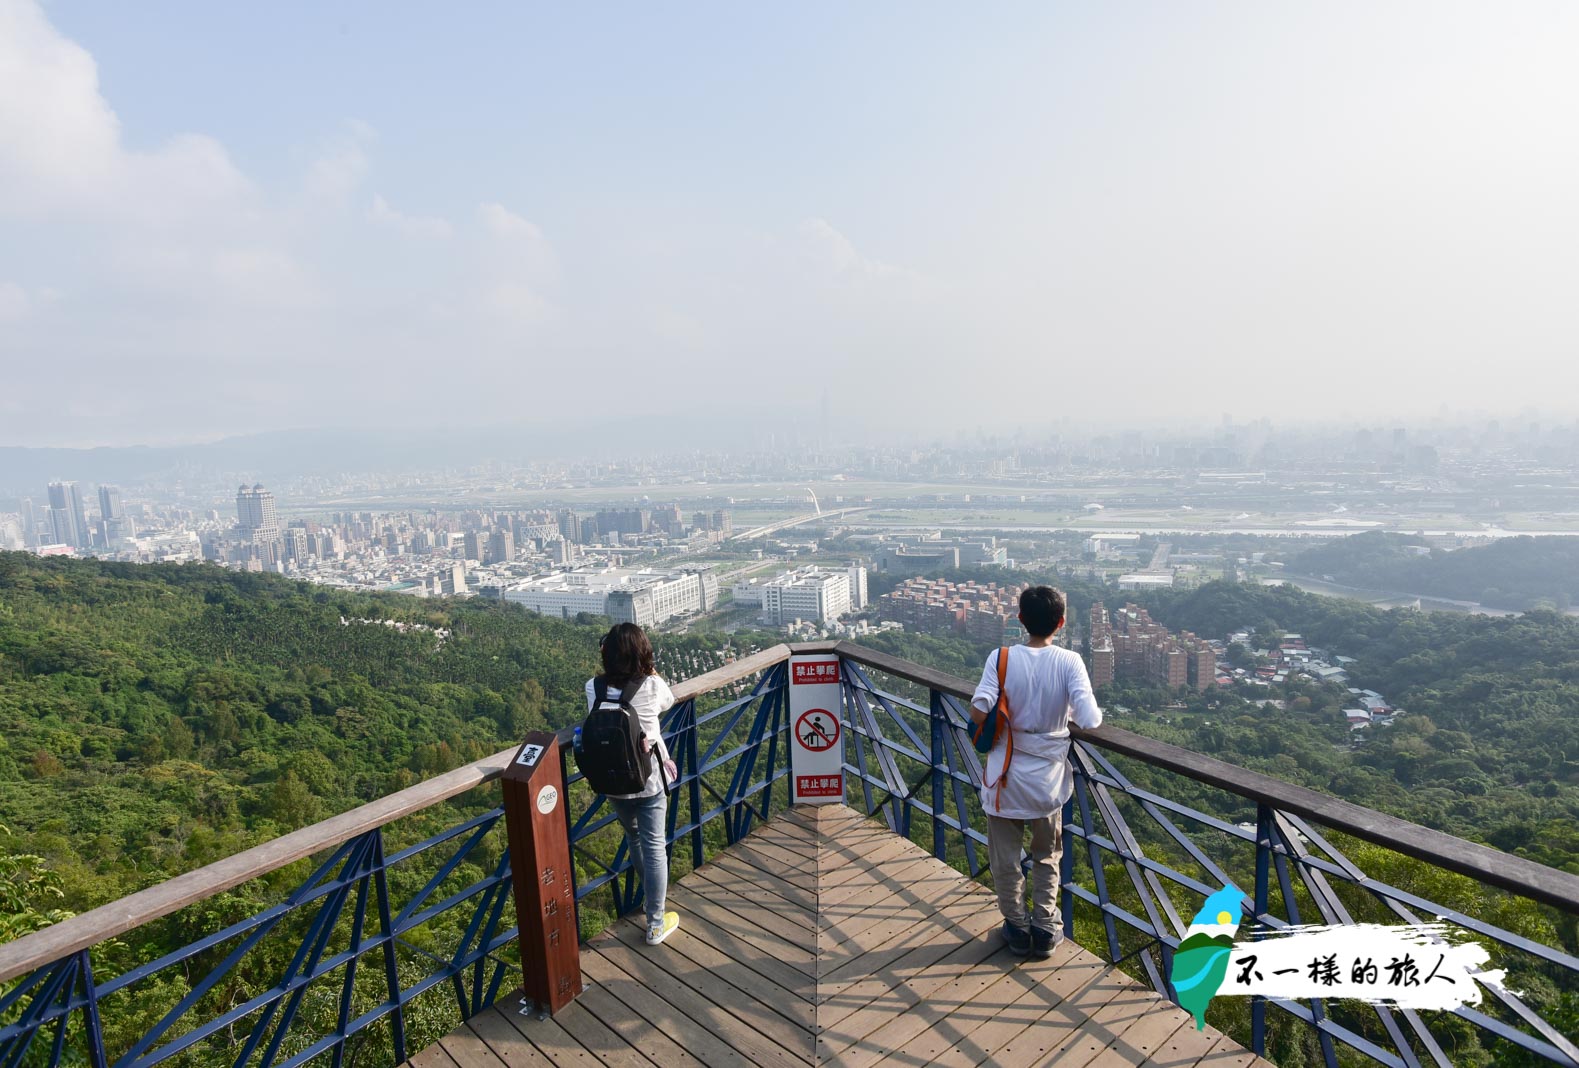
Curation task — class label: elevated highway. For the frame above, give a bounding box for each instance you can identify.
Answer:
[727,506,871,542]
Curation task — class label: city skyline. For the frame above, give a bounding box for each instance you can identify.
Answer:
[4,1,1579,447]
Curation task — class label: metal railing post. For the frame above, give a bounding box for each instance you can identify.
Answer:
[686,699,705,871]
[930,690,946,862]
[78,951,107,1068]
[1060,796,1076,942]
[1253,802,1272,1056]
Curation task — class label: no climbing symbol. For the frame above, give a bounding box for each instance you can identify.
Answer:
[796,709,840,752]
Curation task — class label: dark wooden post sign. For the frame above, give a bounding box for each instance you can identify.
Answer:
[502,731,581,1017]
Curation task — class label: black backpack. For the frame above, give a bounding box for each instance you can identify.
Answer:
[579,676,654,795]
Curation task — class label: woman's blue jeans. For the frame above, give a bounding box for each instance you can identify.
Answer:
[610,791,668,926]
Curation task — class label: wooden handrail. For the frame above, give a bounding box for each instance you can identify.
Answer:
[0,643,795,985]
[822,640,1579,915]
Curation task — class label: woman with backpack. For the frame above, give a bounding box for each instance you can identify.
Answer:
[583,622,680,946]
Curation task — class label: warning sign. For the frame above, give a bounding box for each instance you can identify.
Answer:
[789,656,844,805]
[792,661,841,685]
[796,775,843,798]
[796,709,840,751]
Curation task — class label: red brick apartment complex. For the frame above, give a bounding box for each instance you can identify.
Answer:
[876,578,1030,644]
[1088,603,1217,691]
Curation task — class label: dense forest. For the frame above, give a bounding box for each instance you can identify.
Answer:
[1288,531,1579,611]
[0,551,604,913]
[0,552,770,1062]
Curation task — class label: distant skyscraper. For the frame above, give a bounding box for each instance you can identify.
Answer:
[98,484,130,545]
[20,497,38,548]
[47,481,89,549]
[98,484,123,521]
[556,509,579,542]
[236,484,280,541]
[486,529,515,565]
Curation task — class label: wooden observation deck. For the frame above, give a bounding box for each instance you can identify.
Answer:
[406,805,1268,1068]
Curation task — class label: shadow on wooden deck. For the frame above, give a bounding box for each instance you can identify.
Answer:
[405,804,1270,1068]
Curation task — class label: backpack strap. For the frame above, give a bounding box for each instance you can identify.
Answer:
[592,675,610,708]
[982,647,1015,809]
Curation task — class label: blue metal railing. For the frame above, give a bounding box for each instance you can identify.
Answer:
[833,647,1579,1068]
[0,656,792,1068]
[4,642,1576,1068]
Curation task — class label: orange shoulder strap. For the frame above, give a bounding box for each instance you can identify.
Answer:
[996,646,1009,701]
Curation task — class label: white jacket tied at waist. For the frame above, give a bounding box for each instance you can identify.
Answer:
[983,727,1075,820]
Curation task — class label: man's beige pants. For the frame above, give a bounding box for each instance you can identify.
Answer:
[987,813,1063,933]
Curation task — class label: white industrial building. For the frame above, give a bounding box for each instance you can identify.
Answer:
[1117,573,1175,590]
[734,564,866,623]
[760,566,853,625]
[502,565,718,627]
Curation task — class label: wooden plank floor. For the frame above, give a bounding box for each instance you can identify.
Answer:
[407,804,1272,1068]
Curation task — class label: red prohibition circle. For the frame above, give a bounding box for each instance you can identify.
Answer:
[795,709,841,752]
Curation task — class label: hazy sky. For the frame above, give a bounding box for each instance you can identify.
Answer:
[3,1,1578,448]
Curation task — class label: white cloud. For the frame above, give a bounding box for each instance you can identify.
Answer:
[478,202,558,277]
[479,202,543,240]
[368,194,453,239]
[481,281,554,325]
[0,0,312,313]
[0,281,30,322]
[0,281,60,323]
[304,121,375,202]
[795,217,938,303]
[0,0,252,222]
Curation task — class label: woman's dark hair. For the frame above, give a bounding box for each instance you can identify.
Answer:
[1019,586,1067,638]
[600,622,656,684]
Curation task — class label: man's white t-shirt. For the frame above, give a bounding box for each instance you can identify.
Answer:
[970,644,1103,819]
[584,674,675,799]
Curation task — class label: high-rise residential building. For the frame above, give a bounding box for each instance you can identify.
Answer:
[486,529,515,565]
[20,497,39,548]
[1091,637,1116,687]
[712,510,732,535]
[236,484,280,541]
[282,527,311,562]
[47,481,89,549]
[556,509,579,542]
[98,484,123,522]
[463,531,485,561]
[97,484,131,545]
[845,565,869,610]
[595,509,648,537]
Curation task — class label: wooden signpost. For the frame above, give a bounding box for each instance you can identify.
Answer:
[501,731,581,1017]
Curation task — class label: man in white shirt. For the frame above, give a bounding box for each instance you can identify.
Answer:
[970,586,1103,960]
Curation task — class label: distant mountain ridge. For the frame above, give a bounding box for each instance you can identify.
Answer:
[0,427,562,495]
[0,414,796,497]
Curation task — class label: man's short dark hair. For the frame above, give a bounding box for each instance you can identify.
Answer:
[1019,586,1067,638]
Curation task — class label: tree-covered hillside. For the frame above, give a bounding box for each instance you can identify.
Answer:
[1130,580,1579,878]
[0,551,615,921]
[1288,531,1579,610]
